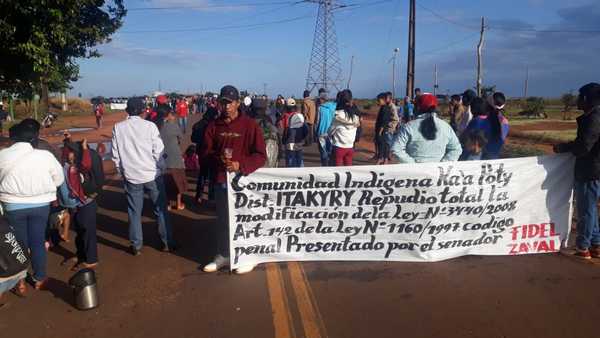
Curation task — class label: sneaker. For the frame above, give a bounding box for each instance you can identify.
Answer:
[203,255,230,273]
[574,248,592,260]
[234,264,256,275]
[590,245,600,258]
[130,246,141,256]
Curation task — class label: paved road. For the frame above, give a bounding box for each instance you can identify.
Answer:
[2,113,599,338]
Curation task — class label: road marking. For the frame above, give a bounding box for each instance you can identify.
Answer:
[288,262,327,338]
[266,264,296,338]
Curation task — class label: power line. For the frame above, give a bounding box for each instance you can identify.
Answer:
[416,1,600,34]
[127,1,295,11]
[120,15,313,34]
[417,32,479,55]
[416,2,478,30]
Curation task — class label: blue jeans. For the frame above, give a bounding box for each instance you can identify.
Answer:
[178,117,188,133]
[318,135,332,166]
[285,150,304,167]
[124,176,174,250]
[575,180,600,249]
[5,205,50,281]
[0,273,23,294]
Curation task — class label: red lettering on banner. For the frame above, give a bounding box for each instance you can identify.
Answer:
[508,222,559,255]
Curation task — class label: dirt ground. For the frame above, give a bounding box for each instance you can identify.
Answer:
[1,110,599,338]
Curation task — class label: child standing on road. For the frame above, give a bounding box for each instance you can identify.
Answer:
[282,99,307,168]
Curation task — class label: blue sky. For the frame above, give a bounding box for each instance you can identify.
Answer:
[69,0,600,98]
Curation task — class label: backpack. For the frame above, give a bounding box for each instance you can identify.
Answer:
[0,218,29,278]
[81,148,105,198]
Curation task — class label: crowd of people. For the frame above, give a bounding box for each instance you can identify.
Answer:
[1,81,600,307]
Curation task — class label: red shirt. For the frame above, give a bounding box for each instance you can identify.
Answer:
[201,114,267,184]
[176,101,189,118]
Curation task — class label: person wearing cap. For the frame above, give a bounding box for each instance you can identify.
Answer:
[281,98,307,167]
[554,83,600,260]
[314,88,337,166]
[111,97,176,256]
[301,90,316,146]
[328,89,361,166]
[0,123,64,292]
[201,85,267,274]
[391,93,462,163]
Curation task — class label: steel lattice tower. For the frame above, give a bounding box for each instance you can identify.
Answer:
[305,0,343,94]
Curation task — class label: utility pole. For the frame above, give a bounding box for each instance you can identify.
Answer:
[523,66,529,98]
[346,55,354,89]
[263,83,267,96]
[305,0,344,93]
[433,64,438,96]
[392,48,399,99]
[405,0,416,98]
[476,17,485,97]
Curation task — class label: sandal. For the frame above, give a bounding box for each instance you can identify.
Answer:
[72,262,98,271]
[34,278,49,291]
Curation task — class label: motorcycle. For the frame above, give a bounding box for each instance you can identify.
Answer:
[41,112,58,128]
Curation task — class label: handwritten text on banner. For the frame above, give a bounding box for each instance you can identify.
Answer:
[227,155,574,269]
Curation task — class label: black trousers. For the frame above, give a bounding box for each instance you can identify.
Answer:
[74,201,98,264]
[376,134,390,160]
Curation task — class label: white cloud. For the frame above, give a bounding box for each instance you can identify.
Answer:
[138,0,251,12]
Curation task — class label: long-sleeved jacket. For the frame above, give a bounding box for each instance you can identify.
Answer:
[315,101,337,136]
[201,114,267,184]
[302,98,316,125]
[375,105,399,133]
[0,142,64,204]
[391,113,462,163]
[561,107,600,181]
[328,109,361,149]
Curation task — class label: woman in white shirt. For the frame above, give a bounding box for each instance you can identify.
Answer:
[328,90,361,166]
[0,123,63,292]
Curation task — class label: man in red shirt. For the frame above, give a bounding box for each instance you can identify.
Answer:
[176,98,189,133]
[201,85,267,274]
[94,102,105,129]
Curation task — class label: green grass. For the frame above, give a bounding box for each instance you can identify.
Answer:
[501,144,547,158]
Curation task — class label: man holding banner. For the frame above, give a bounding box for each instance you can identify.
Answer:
[555,82,600,260]
[201,85,267,274]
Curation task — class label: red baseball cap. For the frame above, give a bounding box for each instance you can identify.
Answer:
[417,93,437,112]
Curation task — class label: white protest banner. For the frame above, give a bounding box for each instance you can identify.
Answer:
[227,155,574,269]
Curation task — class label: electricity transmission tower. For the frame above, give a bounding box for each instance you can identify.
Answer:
[305,0,344,94]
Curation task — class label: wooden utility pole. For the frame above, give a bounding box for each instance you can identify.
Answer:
[523,66,529,98]
[476,17,485,97]
[406,0,416,98]
[392,48,399,99]
[433,64,438,96]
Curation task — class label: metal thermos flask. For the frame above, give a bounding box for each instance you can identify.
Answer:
[69,268,99,310]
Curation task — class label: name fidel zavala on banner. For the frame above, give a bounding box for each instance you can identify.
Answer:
[227,155,575,269]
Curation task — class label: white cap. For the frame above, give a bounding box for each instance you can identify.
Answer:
[286,98,296,107]
[244,96,252,107]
